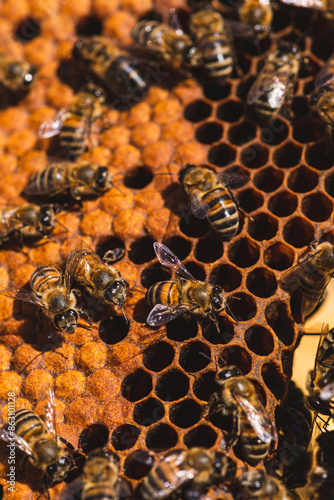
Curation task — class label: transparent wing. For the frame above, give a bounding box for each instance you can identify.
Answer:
[64,242,84,292]
[215,169,250,189]
[279,247,322,292]
[44,387,57,441]
[247,67,290,109]
[279,0,324,8]
[0,427,33,456]
[38,109,67,139]
[315,52,334,88]
[235,394,278,443]
[0,286,45,309]
[153,242,196,281]
[188,186,210,219]
[147,303,195,326]
[227,19,263,39]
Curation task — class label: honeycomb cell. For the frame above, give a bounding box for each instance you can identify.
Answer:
[283,217,315,248]
[78,424,109,453]
[265,301,295,346]
[184,100,212,122]
[146,423,178,452]
[244,326,274,356]
[196,121,223,144]
[288,165,319,193]
[124,451,154,479]
[301,192,333,222]
[237,188,264,212]
[219,345,252,375]
[209,264,242,292]
[216,100,244,123]
[193,371,217,402]
[76,15,102,35]
[128,236,156,264]
[184,425,217,448]
[226,293,257,322]
[228,237,260,268]
[253,167,284,193]
[240,143,269,169]
[179,214,208,238]
[236,76,254,99]
[179,341,211,372]
[112,424,140,451]
[99,316,129,345]
[320,231,334,244]
[143,341,174,372]
[202,315,234,345]
[16,17,40,41]
[167,316,198,342]
[260,119,289,145]
[123,166,153,189]
[155,369,189,401]
[163,236,191,260]
[184,261,206,281]
[208,142,236,167]
[195,236,224,263]
[169,399,202,428]
[122,369,152,402]
[246,268,277,298]
[133,398,165,426]
[204,81,231,100]
[273,141,302,168]
[268,191,298,217]
[262,362,285,400]
[248,213,278,241]
[140,262,169,289]
[306,140,334,170]
[249,379,267,407]
[228,121,256,146]
[264,242,295,271]
[293,117,325,144]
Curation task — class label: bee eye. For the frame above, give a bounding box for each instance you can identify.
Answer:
[96,167,108,188]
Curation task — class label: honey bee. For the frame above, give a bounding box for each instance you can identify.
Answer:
[206,365,277,465]
[68,240,129,321]
[140,447,233,500]
[237,470,294,499]
[179,164,247,240]
[73,36,149,99]
[307,431,334,500]
[38,83,106,160]
[0,388,73,486]
[146,242,227,333]
[279,0,334,20]
[280,241,334,321]
[247,43,301,121]
[24,161,114,202]
[309,52,334,139]
[237,0,273,39]
[0,52,35,92]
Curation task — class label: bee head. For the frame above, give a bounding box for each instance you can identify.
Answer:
[72,37,85,59]
[211,285,224,311]
[95,166,112,191]
[216,366,241,383]
[306,395,333,417]
[104,280,129,305]
[38,205,56,234]
[178,163,196,185]
[46,454,74,483]
[54,309,78,334]
[240,470,266,493]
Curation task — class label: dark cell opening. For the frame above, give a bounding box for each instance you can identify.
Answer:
[325,172,334,198]
[219,345,252,375]
[237,76,255,100]
[203,81,231,100]
[306,140,334,170]
[226,293,257,322]
[196,121,223,144]
[99,316,129,345]
[253,167,283,193]
[208,143,236,167]
[281,350,294,378]
[169,399,202,428]
[237,188,264,213]
[193,371,217,402]
[228,237,260,268]
[268,191,298,217]
[290,96,310,118]
[167,316,198,342]
[312,35,334,60]
[76,16,103,35]
[301,193,333,222]
[320,231,334,244]
[146,424,178,452]
[184,261,206,281]
[124,451,154,480]
[129,236,156,264]
[163,236,191,260]
[265,301,295,346]
[124,166,153,189]
[288,165,319,193]
[184,425,217,448]
[228,121,256,146]
[79,424,109,453]
[133,398,165,426]
[184,99,212,122]
[262,363,285,400]
[249,379,267,407]
[240,143,268,168]
[15,17,40,42]
[96,236,125,259]
[274,142,302,169]
[179,341,211,372]
[260,119,289,145]
[244,326,274,356]
[210,264,242,292]
[217,100,244,122]
[143,341,174,372]
[122,369,152,402]
[179,213,209,238]
[283,217,315,248]
[0,485,3,500]
[195,236,224,263]
[202,315,234,345]
[264,242,295,271]
[155,369,189,401]
[248,213,278,241]
[111,424,140,451]
[246,268,277,298]
[293,117,325,144]
[140,263,169,289]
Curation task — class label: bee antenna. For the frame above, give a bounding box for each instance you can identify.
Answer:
[225,302,238,325]
[77,323,92,331]
[119,305,129,325]
[55,218,68,232]
[112,184,127,197]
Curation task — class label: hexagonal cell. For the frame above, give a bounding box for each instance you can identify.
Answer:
[240,143,269,169]
[169,399,202,428]
[202,316,234,345]
[244,326,274,356]
[16,17,40,41]
[209,263,242,292]
[324,172,334,198]
[155,369,189,401]
[184,99,212,122]
[320,231,334,244]
[76,15,103,35]
[163,236,191,260]
[226,293,257,322]
[167,316,199,342]
[228,121,256,146]
[264,242,295,271]
[228,237,260,268]
[184,261,206,281]
[195,236,224,263]
[124,450,154,479]
[140,263,169,289]
[248,213,278,241]
[123,166,153,189]
[196,121,223,144]
[301,192,333,222]
[283,217,315,248]
[290,96,310,118]
[146,423,178,452]
[111,424,140,451]
[217,100,244,122]
[288,165,319,193]
[179,214,209,238]
[236,76,255,100]
[273,141,302,168]
[128,236,156,264]
[311,35,334,60]
[79,424,109,453]
[253,167,284,192]
[262,362,285,400]
[306,140,334,170]
[293,117,325,144]
[122,369,152,402]
[99,316,130,345]
[133,398,165,426]
[143,341,175,372]
[179,341,211,372]
[208,143,236,167]
[268,191,298,217]
[204,81,231,100]
[193,370,217,402]
[260,119,289,145]
[183,425,217,448]
[219,345,252,375]
[265,301,295,346]
[96,236,125,259]
[249,378,267,407]
[237,188,264,213]
[246,268,277,298]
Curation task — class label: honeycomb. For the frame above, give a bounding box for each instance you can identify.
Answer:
[0,0,333,498]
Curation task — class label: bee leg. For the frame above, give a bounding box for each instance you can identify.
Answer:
[103,248,126,264]
[79,308,93,325]
[13,229,24,249]
[225,412,240,449]
[202,392,221,418]
[58,435,76,451]
[70,188,83,207]
[226,186,252,221]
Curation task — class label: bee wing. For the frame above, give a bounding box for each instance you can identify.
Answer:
[0,427,33,456]
[153,242,196,282]
[279,247,322,292]
[227,19,262,39]
[38,109,67,139]
[44,387,57,441]
[147,303,196,326]
[64,243,83,292]
[247,71,289,110]
[234,394,278,443]
[0,286,45,309]
[315,53,334,88]
[279,0,324,9]
[215,169,250,189]
[188,186,210,219]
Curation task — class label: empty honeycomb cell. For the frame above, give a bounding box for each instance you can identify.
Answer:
[246,268,277,298]
[261,362,285,401]
[264,242,295,271]
[240,143,269,168]
[128,236,156,264]
[228,121,256,146]
[79,424,109,453]
[216,100,244,123]
[249,378,267,407]
[143,341,174,372]
[248,213,278,241]
[306,140,334,170]
[204,81,231,101]
[288,165,319,193]
[281,350,294,377]
[140,262,169,289]
[268,191,298,217]
[196,121,223,144]
[273,141,302,169]
[169,399,202,428]
[155,369,189,401]
[163,236,191,261]
[226,292,257,322]
[253,167,284,193]
[133,398,165,426]
[228,237,260,268]
[324,171,334,198]
[260,119,289,145]
[184,261,207,281]
[301,192,333,222]
[195,236,224,263]
[76,15,103,35]
[122,369,152,402]
[112,424,140,451]
[219,345,252,375]
[209,264,242,292]
[293,117,325,143]
[179,341,211,372]
[184,99,212,122]
[146,423,178,452]
[236,76,254,100]
[311,34,334,60]
[193,371,219,402]
[124,450,154,479]
[283,217,315,248]
[15,17,40,41]
[202,316,234,345]
[237,188,264,213]
[265,302,295,346]
[184,425,217,448]
[179,213,209,238]
[123,166,153,189]
[244,326,274,356]
[99,316,130,345]
[208,143,236,167]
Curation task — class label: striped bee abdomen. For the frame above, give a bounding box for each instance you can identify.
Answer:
[60,112,88,159]
[15,409,44,441]
[238,415,270,466]
[26,166,67,196]
[107,57,148,95]
[146,281,181,308]
[202,187,239,239]
[30,266,62,297]
[198,34,233,78]
[141,458,188,500]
